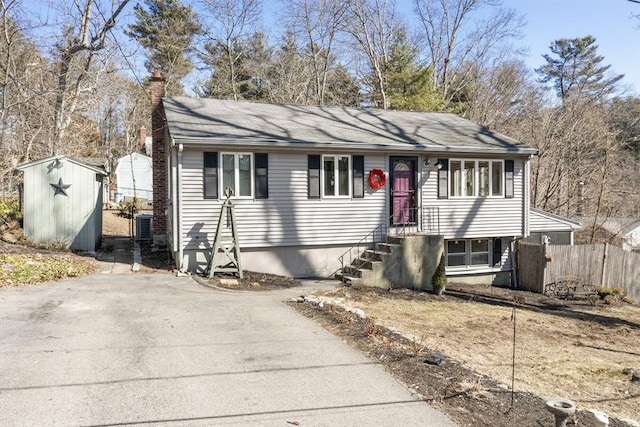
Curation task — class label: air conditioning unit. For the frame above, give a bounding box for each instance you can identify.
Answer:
[136,214,153,241]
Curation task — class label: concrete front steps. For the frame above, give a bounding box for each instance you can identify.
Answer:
[335,235,443,290]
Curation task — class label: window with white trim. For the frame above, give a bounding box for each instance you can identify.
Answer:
[446,239,492,268]
[221,152,253,197]
[450,160,503,197]
[322,154,351,197]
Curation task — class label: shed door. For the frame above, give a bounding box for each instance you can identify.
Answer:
[390,157,416,225]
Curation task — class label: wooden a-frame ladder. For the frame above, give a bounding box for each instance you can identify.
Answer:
[206,188,243,279]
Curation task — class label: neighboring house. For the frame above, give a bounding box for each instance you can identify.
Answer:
[16,155,107,251]
[526,208,582,245]
[148,75,538,285]
[598,218,640,252]
[114,152,153,202]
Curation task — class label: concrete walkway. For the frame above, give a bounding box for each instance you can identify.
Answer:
[0,267,457,426]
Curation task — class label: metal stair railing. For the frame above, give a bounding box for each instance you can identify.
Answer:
[338,221,387,277]
[337,206,440,281]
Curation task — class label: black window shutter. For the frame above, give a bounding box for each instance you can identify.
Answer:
[437,158,449,199]
[204,152,218,199]
[255,153,268,199]
[308,155,320,199]
[493,238,503,266]
[352,155,364,198]
[505,160,514,199]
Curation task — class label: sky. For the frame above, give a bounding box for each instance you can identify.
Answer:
[24,0,640,96]
[499,0,640,96]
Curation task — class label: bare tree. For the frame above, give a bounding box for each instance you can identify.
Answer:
[49,0,130,154]
[282,0,347,106]
[268,31,310,104]
[0,1,53,194]
[344,0,403,109]
[413,0,524,109]
[464,58,533,129]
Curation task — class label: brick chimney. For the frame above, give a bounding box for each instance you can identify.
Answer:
[139,126,147,153]
[150,70,167,244]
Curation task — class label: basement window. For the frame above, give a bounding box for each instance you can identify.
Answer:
[446,239,492,268]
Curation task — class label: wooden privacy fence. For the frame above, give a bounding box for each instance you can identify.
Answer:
[516,242,640,301]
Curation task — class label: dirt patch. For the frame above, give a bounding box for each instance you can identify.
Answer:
[102,208,153,237]
[290,284,639,427]
[198,271,301,291]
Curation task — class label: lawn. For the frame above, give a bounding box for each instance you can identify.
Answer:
[317,284,640,423]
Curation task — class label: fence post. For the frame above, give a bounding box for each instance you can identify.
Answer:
[600,243,608,286]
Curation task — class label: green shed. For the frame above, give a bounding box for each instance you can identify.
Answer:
[16,155,107,251]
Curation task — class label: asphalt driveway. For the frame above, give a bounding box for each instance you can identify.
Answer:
[0,272,456,426]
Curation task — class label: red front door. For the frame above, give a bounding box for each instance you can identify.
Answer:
[390,157,416,225]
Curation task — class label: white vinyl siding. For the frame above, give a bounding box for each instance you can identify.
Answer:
[114,153,153,201]
[180,150,386,249]
[424,159,525,239]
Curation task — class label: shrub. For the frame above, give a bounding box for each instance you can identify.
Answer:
[118,198,140,218]
[0,199,22,224]
[432,253,447,296]
[597,286,624,299]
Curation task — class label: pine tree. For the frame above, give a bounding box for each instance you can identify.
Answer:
[431,253,446,296]
[536,35,623,101]
[127,0,202,96]
[385,29,445,111]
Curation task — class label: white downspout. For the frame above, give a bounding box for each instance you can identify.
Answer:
[177,143,184,270]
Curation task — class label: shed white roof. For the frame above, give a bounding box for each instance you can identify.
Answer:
[16,155,107,175]
[530,208,582,232]
[162,97,538,156]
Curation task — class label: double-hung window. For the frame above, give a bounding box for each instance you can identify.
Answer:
[322,155,351,197]
[450,160,503,197]
[222,153,253,197]
[204,152,268,199]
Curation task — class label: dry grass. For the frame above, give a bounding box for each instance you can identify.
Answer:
[323,287,640,422]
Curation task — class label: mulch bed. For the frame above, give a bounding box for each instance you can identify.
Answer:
[197,270,301,291]
[289,286,635,427]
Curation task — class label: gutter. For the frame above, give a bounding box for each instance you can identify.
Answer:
[170,137,539,157]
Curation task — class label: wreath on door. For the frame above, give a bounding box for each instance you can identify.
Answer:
[368,169,386,189]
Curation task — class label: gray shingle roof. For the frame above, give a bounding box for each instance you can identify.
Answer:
[162,97,537,155]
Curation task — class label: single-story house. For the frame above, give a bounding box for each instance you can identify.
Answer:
[114,152,153,202]
[597,218,640,252]
[525,208,582,245]
[16,155,107,251]
[148,73,538,286]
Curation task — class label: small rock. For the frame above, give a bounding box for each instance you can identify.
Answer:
[424,351,446,366]
[220,278,238,286]
[632,372,640,383]
[250,282,261,287]
[1,232,18,244]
